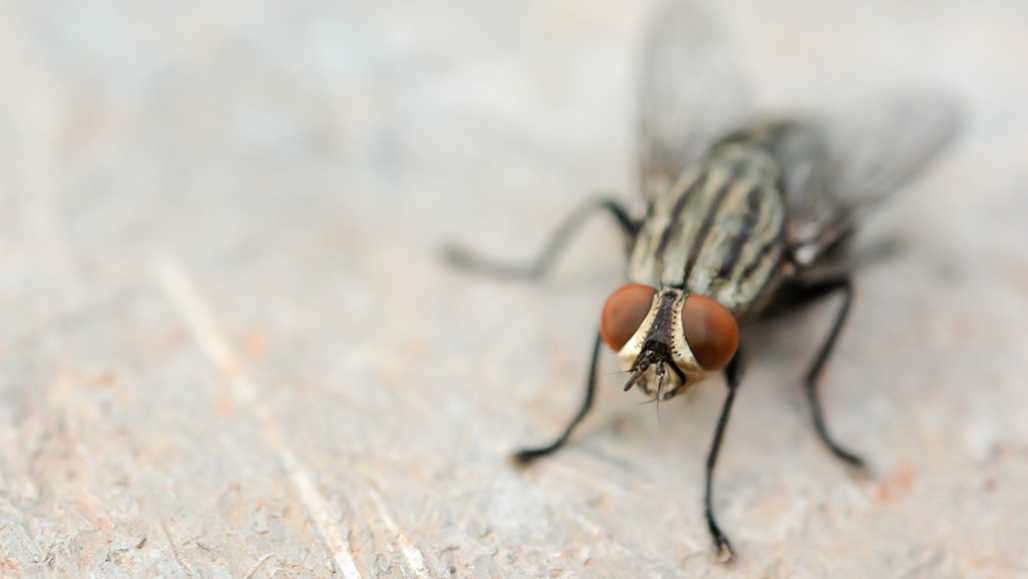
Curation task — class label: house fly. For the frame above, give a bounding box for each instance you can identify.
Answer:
[446,1,959,562]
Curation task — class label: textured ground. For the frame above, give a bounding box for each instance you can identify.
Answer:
[1,0,1027,577]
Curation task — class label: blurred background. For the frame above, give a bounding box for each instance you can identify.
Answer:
[1,0,1026,577]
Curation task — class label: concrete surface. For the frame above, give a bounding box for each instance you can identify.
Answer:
[0,0,1026,577]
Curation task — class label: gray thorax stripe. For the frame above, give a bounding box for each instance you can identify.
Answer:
[626,143,787,313]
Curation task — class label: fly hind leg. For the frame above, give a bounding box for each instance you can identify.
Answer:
[764,275,866,469]
[445,197,638,280]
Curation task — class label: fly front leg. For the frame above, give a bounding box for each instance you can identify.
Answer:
[764,274,866,469]
[704,349,743,563]
[513,332,603,465]
[446,197,638,280]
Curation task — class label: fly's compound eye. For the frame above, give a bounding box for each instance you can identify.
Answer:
[600,284,655,351]
[681,295,739,371]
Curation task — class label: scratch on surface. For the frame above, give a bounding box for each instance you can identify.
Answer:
[153,258,363,579]
[368,488,429,579]
[160,521,198,579]
[243,553,276,579]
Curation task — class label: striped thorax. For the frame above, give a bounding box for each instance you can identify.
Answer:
[608,130,788,398]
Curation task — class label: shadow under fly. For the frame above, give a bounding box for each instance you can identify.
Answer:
[445,0,959,563]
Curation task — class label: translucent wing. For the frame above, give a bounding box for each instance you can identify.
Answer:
[638,1,751,201]
[784,94,962,265]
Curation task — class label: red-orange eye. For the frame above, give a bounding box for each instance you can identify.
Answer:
[681,295,738,371]
[600,284,655,351]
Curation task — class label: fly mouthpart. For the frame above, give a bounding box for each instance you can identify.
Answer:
[655,361,667,401]
[623,355,651,392]
[623,346,687,400]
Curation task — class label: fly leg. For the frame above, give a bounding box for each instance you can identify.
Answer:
[764,275,865,468]
[705,350,743,563]
[445,197,638,280]
[802,276,865,468]
[513,332,603,465]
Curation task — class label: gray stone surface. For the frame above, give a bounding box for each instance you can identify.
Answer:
[0,0,1026,577]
